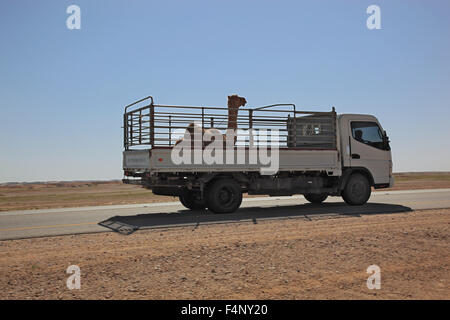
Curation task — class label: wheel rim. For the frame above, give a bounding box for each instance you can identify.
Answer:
[351,181,365,200]
[218,186,235,207]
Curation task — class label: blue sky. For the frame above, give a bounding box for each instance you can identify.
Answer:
[1,0,449,182]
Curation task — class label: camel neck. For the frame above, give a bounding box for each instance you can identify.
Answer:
[227,107,238,130]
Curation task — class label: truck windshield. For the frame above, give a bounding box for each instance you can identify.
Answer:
[351,121,388,150]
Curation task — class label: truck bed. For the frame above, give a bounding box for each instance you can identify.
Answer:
[123,148,341,175]
[122,96,340,176]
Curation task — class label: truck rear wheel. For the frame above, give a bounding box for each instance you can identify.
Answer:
[206,179,242,214]
[342,173,371,205]
[179,189,205,210]
[304,193,328,204]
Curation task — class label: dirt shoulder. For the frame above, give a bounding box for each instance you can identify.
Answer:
[0,208,448,299]
[1,172,450,212]
[0,181,177,212]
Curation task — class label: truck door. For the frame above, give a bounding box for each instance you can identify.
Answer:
[349,120,391,185]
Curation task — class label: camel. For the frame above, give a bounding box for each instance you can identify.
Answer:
[174,95,247,148]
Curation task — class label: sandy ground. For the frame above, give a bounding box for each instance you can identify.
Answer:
[1,172,450,212]
[0,181,176,212]
[389,172,450,191]
[0,208,448,300]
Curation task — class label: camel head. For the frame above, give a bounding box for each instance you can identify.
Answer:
[226,94,246,131]
[228,95,247,109]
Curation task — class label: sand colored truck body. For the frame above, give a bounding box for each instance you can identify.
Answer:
[122,96,393,212]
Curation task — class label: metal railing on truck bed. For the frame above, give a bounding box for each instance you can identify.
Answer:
[123,96,337,150]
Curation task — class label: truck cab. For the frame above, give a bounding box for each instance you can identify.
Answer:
[339,114,393,189]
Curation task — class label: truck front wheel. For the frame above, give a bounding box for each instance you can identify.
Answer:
[179,189,205,210]
[342,173,371,205]
[304,193,328,204]
[206,179,242,214]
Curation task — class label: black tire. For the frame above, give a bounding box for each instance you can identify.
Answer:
[304,193,328,204]
[205,179,243,214]
[342,173,371,205]
[179,189,205,210]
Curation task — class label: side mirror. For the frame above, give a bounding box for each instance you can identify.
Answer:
[383,130,391,150]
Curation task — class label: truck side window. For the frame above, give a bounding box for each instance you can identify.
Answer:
[351,121,386,150]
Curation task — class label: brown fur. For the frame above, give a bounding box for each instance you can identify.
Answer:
[174,95,247,147]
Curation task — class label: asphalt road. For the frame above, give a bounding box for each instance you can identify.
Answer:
[1,188,450,240]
